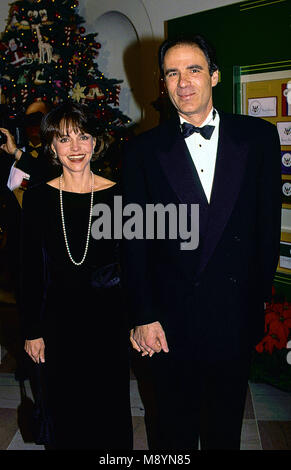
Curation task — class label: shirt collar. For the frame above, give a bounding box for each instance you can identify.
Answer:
[179,107,218,127]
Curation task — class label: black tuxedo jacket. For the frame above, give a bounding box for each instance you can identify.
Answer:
[16,149,61,186]
[122,111,282,358]
[0,149,60,275]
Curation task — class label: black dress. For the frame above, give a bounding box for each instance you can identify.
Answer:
[20,181,133,450]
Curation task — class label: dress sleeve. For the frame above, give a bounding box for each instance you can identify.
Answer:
[19,186,46,340]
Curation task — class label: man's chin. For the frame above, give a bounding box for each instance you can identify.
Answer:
[177,108,198,118]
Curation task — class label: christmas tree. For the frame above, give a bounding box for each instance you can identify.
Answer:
[0,0,131,134]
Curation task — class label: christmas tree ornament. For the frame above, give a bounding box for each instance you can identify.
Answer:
[6,38,26,66]
[32,24,53,64]
[34,69,46,85]
[20,87,28,103]
[86,84,105,101]
[0,0,131,148]
[71,82,86,102]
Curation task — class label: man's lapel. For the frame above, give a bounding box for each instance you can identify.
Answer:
[195,113,249,277]
[155,112,249,276]
[156,116,208,212]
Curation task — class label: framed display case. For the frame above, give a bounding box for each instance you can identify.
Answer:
[234,63,291,297]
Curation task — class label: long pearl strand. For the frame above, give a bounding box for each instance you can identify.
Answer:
[59,171,94,266]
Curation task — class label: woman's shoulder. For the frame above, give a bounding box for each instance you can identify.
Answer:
[46,177,59,189]
[94,174,118,192]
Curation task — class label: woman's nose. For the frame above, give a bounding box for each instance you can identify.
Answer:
[70,138,81,151]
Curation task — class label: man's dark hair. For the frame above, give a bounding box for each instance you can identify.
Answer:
[158,34,218,77]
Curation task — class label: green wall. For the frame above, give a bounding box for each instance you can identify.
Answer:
[167,0,291,113]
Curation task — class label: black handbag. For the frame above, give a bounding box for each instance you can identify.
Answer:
[31,362,55,446]
[90,262,121,288]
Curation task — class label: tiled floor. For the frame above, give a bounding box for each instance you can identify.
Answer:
[0,294,291,451]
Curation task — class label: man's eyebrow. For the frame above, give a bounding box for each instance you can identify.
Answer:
[187,64,203,70]
[165,64,204,75]
[164,68,178,76]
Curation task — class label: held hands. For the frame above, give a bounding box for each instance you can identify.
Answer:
[0,127,20,159]
[24,338,45,363]
[130,321,169,357]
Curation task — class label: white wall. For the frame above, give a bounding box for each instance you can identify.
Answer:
[0,2,10,32]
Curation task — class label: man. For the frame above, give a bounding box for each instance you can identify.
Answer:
[0,103,58,303]
[122,35,282,450]
[2,101,60,205]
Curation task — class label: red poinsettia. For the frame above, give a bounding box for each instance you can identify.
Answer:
[256,288,291,354]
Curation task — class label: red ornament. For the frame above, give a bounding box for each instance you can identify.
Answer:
[79,27,85,34]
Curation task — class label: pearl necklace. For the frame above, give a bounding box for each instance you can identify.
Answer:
[59,171,94,266]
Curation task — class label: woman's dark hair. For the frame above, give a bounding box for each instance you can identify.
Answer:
[158,34,218,77]
[40,101,111,166]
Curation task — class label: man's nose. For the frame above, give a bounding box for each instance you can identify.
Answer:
[178,72,190,87]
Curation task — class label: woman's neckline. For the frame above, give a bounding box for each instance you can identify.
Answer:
[45,182,117,194]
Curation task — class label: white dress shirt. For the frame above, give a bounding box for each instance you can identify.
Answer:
[7,161,30,191]
[7,147,30,191]
[180,108,220,203]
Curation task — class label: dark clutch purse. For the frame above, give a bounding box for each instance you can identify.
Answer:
[90,262,121,288]
[32,362,55,446]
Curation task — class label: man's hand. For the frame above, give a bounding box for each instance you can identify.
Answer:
[0,127,21,159]
[24,338,45,363]
[130,321,169,357]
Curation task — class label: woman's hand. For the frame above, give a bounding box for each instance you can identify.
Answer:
[130,328,150,356]
[0,127,21,158]
[24,338,45,363]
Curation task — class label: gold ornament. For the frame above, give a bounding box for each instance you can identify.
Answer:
[71,82,86,102]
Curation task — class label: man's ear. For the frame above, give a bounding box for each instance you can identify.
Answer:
[161,77,168,94]
[211,69,219,88]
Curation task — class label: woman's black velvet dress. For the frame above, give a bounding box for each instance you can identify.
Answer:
[20,182,132,450]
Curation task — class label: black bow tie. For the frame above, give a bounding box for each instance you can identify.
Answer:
[181,122,215,140]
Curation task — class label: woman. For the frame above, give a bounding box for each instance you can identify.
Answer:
[19,102,133,449]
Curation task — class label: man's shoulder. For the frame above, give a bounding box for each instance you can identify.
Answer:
[220,110,276,132]
[125,119,173,149]
[22,181,48,206]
